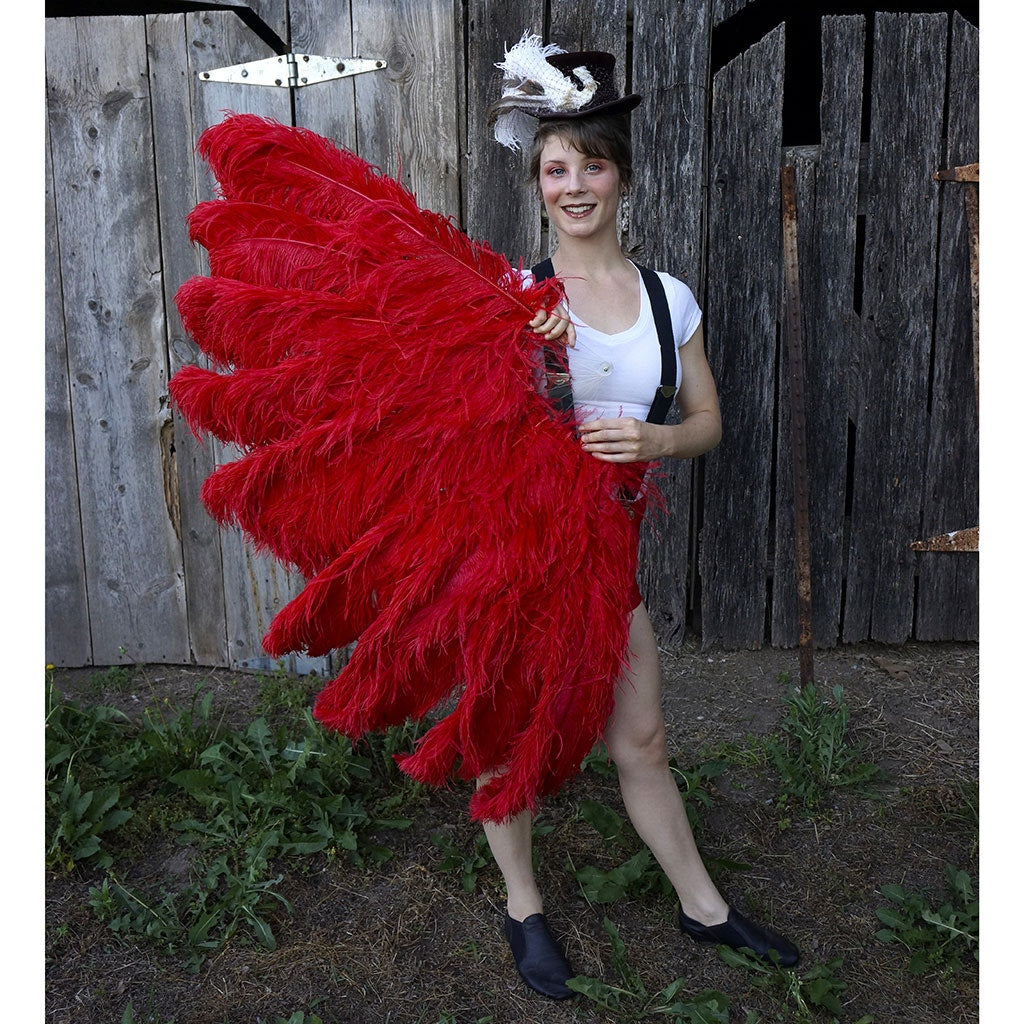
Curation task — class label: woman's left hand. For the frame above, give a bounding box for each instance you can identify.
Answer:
[579,417,665,462]
[528,304,576,348]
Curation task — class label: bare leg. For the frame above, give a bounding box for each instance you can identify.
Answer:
[603,602,730,925]
[478,779,544,922]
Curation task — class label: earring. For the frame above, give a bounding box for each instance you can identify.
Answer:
[617,189,630,240]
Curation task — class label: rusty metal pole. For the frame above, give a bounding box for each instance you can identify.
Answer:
[780,165,815,688]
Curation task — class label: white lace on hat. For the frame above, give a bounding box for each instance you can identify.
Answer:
[493,32,599,151]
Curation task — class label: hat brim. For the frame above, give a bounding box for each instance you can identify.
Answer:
[536,94,643,120]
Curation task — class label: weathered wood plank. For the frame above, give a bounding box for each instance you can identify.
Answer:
[223,0,288,46]
[915,13,979,640]
[186,11,331,674]
[844,13,948,643]
[46,17,189,665]
[290,0,357,150]
[713,0,759,28]
[147,13,229,667]
[772,16,865,647]
[351,0,461,218]
[464,1,545,261]
[701,23,784,648]
[633,0,713,647]
[549,0,626,58]
[45,114,91,667]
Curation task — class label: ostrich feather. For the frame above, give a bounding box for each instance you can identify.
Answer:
[170,113,649,822]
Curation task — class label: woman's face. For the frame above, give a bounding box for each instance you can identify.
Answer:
[538,134,622,243]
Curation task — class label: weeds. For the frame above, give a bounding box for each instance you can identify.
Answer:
[569,758,746,905]
[47,776,133,872]
[45,682,135,871]
[432,831,495,893]
[875,864,978,978]
[769,682,883,811]
[256,666,318,718]
[716,947,872,1024]
[568,916,731,1021]
[46,675,424,968]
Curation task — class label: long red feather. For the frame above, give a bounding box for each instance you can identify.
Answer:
[170,113,648,822]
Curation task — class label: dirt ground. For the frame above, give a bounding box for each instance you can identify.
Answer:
[45,638,978,1023]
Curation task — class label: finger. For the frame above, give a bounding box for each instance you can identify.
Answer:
[528,310,546,329]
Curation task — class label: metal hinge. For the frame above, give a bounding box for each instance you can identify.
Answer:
[198,54,387,88]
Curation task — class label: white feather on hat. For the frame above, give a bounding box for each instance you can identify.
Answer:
[492,32,599,151]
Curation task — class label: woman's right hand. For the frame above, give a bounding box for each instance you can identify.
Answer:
[529,304,576,348]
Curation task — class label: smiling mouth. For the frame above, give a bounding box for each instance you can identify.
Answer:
[562,204,596,218]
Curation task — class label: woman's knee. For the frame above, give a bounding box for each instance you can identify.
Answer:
[606,717,670,773]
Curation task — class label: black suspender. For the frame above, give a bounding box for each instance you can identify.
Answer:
[530,259,678,425]
[636,266,679,425]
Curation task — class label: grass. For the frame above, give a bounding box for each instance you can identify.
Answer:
[875,864,978,980]
[45,658,979,1023]
[46,673,425,969]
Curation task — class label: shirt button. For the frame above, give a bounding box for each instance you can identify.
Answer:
[599,361,613,375]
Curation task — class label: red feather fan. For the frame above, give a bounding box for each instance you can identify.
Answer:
[170,114,649,822]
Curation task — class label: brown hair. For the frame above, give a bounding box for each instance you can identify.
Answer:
[526,114,633,193]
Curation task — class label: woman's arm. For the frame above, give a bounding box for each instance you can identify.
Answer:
[579,322,721,463]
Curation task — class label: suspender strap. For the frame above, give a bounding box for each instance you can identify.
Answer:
[636,266,678,425]
[529,259,678,425]
[531,258,574,415]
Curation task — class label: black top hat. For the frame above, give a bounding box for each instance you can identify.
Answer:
[490,36,643,150]
[536,51,642,120]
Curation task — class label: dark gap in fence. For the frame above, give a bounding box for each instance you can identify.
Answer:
[843,417,856,530]
[712,4,973,152]
[853,214,866,314]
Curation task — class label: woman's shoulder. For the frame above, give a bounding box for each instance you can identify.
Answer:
[651,269,699,308]
[647,268,702,344]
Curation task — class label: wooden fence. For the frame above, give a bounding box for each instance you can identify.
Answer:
[44,1,978,668]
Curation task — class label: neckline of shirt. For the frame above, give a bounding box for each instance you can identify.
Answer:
[564,261,652,341]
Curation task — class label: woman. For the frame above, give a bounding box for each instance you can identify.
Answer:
[485,35,799,1000]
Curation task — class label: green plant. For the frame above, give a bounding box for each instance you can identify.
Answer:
[568,917,731,1021]
[770,683,883,810]
[46,683,134,785]
[716,947,872,1024]
[669,756,728,833]
[88,663,136,695]
[134,688,227,778]
[432,831,495,893]
[46,776,133,872]
[256,666,317,717]
[432,817,554,893]
[875,864,978,977]
[569,761,746,906]
[52,673,423,967]
[569,798,672,903]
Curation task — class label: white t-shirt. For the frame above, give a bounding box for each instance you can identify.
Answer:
[525,262,702,424]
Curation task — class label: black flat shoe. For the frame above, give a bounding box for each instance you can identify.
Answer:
[678,906,800,968]
[503,912,575,1000]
